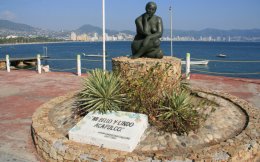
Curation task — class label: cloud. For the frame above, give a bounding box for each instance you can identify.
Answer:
[0,10,16,20]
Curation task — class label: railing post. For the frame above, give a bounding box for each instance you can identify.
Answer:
[186,53,190,80]
[77,54,81,76]
[6,54,10,72]
[37,54,41,74]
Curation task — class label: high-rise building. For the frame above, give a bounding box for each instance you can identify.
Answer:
[71,32,77,41]
[77,34,88,41]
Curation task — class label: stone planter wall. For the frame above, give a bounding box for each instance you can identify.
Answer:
[31,89,260,162]
[31,56,259,162]
[112,56,182,93]
[0,61,6,70]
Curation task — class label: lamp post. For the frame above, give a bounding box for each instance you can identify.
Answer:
[169,3,173,57]
[102,0,106,71]
[43,47,48,57]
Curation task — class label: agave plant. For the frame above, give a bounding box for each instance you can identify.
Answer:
[180,79,190,92]
[158,91,192,119]
[157,90,200,134]
[78,69,126,114]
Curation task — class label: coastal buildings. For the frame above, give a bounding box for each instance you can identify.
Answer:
[1,20,260,42]
[70,32,134,42]
[69,31,251,42]
[6,35,18,39]
[1,31,260,42]
[1,31,259,43]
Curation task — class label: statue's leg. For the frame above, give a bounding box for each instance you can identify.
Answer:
[131,40,140,54]
[131,40,143,58]
[153,39,161,48]
[156,49,164,58]
[132,41,155,58]
[142,39,163,58]
[144,48,163,59]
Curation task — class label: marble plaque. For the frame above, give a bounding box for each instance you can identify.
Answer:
[69,111,148,152]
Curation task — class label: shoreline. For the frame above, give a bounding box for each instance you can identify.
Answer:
[0,40,73,46]
[0,40,133,46]
[1,40,260,46]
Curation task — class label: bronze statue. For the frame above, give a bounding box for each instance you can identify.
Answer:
[131,2,164,59]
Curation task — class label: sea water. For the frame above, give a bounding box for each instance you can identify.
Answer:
[0,41,260,79]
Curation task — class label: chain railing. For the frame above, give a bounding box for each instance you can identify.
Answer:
[2,54,260,79]
[182,53,260,79]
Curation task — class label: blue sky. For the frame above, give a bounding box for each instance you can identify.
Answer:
[0,0,260,31]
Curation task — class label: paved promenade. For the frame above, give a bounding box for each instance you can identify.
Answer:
[0,70,259,162]
[190,74,260,108]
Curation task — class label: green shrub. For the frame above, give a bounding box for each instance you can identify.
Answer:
[76,65,202,135]
[119,63,202,135]
[121,63,177,116]
[77,69,126,114]
[157,90,201,134]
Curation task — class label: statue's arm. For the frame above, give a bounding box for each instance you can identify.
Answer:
[157,17,163,37]
[136,15,149,36]
[143,14,150,36]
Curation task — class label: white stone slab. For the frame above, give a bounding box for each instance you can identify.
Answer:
[69,111,148,152]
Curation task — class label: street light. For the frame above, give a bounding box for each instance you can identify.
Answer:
[102,0,106,71]
[169,2,173,57]
[43,46,48,57]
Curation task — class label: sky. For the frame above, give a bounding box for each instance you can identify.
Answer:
[0,0,260,31]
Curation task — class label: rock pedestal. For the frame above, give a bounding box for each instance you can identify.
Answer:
[112,56,182,92]
[0,61,6,69]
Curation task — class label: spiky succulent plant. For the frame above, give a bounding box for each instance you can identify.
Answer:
[78,69,126,114]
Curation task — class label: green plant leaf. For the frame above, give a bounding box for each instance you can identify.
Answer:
[77,69,126,114]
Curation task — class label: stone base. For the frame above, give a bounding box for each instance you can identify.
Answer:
[112,56,181,93]
[0,61,6,70]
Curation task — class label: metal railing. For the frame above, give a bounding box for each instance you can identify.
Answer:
[2,54,260,79]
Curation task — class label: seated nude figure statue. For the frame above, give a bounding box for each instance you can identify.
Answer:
[131,1,164,59]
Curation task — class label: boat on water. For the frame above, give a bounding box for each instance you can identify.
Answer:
[82,53,109,57]
[181,60,209,65]
[217,54,227,58]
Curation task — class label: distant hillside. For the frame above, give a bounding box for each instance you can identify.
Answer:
[75,24,126,35]
[76,24,260,38]
[1,20,260,41]
[164,28,260,38]
[118,30,135,35]
[0,19,38,32]
[0,19,66,38]
[76,24,102,34]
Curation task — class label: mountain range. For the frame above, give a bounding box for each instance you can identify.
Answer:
[1,19,260,39]
[72,23,260,38]
[0,20,38,32]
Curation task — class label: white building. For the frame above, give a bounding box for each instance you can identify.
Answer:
[91,32,99,41]
[71,32,77,41]
[6,35,18,39]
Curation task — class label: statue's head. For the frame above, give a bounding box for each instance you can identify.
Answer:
[145,2,157,17]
